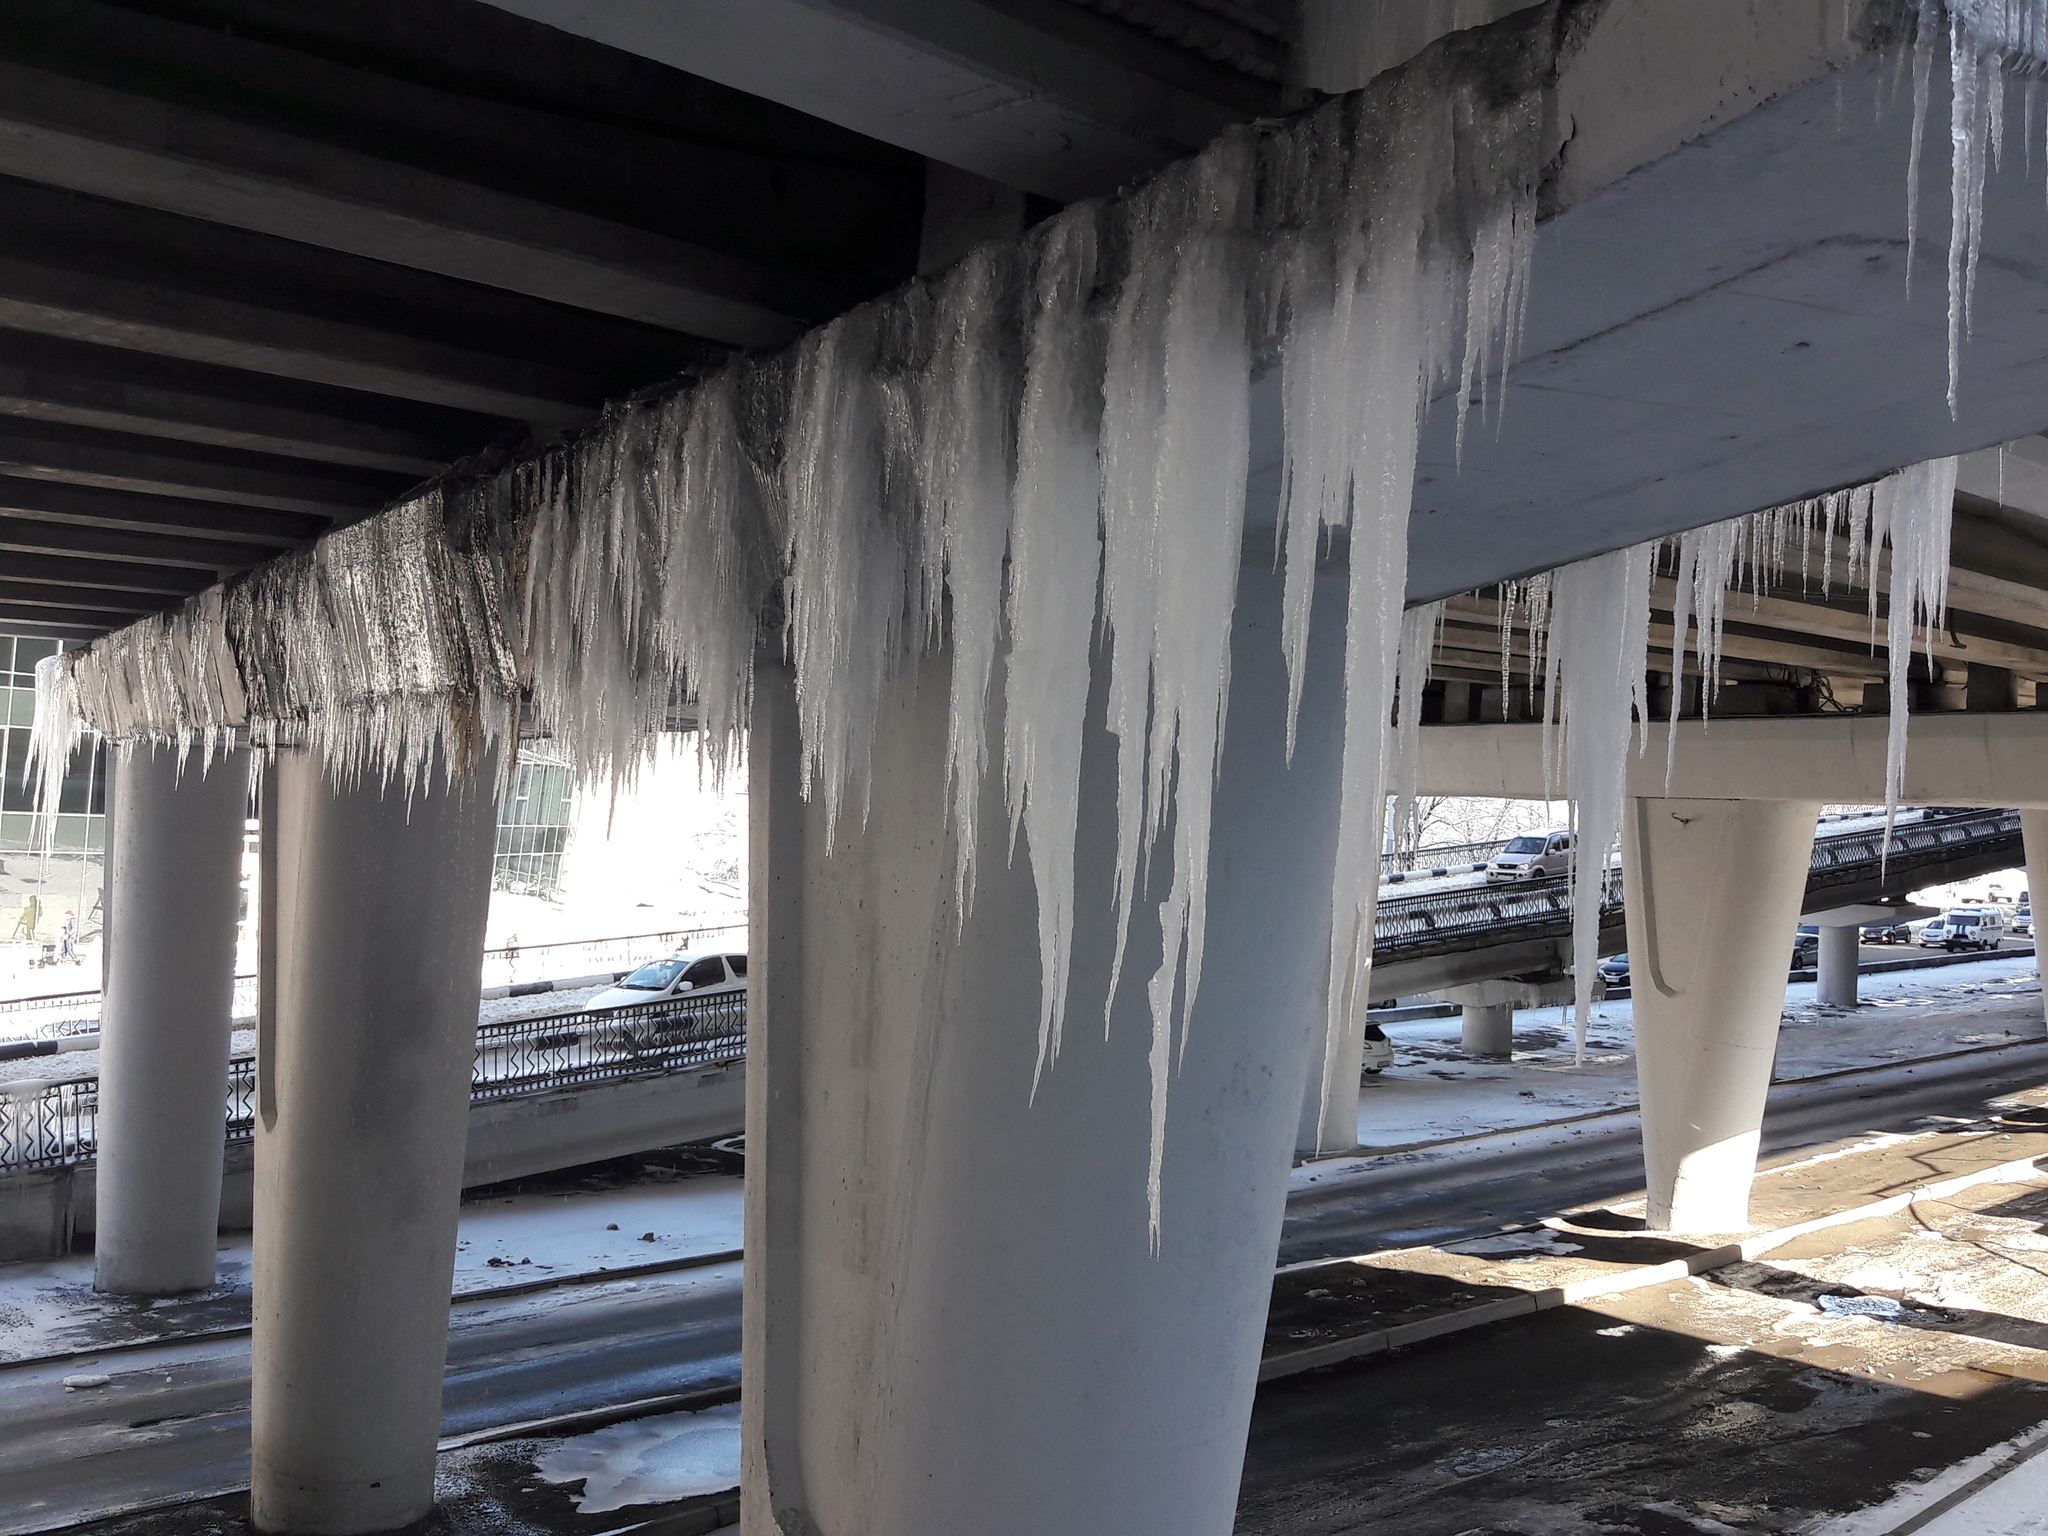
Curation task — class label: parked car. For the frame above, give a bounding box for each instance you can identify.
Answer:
[1360,1021,1394,1076]
[1791,925,1820,968]
[1485,830,1573,883]
[1862,920,1915,945]
[2015,903,2033,937]
[1917,908,2006,951]
[588,950,748,1047]
[1598,953,1630,988]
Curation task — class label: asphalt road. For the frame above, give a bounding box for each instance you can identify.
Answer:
[6,1042,2048,1535]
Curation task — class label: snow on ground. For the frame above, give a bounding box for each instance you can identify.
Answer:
[1356,952,2044,1148]
[533,1403,741,1513]
[0,1171,744,1362]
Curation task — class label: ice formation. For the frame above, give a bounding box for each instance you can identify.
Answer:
[34,29,1554,1235]
[1911,0,2048,412]
[1489,457,1957,1048]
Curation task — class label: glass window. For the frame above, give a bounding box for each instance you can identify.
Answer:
[682,956,728,988]
[724,954,748,978]
[1503,836,1544,854]
[619,957,686,991]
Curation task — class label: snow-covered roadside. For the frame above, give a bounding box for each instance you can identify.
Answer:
[1353,953,2045,1148]
[0,1171,744,1363]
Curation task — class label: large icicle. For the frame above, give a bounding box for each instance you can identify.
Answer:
[1388,600,1443,859]
[921,246,1020,914]
[1006,206,1105,1085]
[1871,456,1959,835]
[1099,132,1256,1247]
[1540,543,1653,1060]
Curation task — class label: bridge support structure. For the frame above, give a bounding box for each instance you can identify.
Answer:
[744,564,1346,1536]
[1623,797,1819,1232]
[2027,810,2048,1025]
[249,750,496,1536]
[92,745,249,1297]
[1815,923,1860,1008]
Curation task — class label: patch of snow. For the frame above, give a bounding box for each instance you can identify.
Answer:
[1816,1295,1906,1319]
[533,1403,741,1513]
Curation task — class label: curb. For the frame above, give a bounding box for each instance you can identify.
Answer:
[1258,1151,2047,1382]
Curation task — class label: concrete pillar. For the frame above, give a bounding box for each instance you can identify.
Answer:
[250,750,497,1536]
[742,562,1345,1536]
[93,745,249,1296]
[1460,1002,1514,1057]
[1816,924,1860,1008]
[2025,809,2048,1026]
[1624,797,1819,1232]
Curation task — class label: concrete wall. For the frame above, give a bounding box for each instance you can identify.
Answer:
[0,1061,745,1262]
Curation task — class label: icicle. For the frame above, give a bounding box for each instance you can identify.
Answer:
[1006,205,1105,1087]
[1541,544,1654,1061]
[781,311,910,848]
[1388,600,1443,857]
[920,245,1020,916]
[1871,456,1959,840]
[1099,131,1256,1247]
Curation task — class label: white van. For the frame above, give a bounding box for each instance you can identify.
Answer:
[1485,830,1572,884]
[1917,908,2006,951]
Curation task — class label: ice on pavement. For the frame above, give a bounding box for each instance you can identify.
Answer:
[1442,1231,1584,1257]
[533,1402,741,1512]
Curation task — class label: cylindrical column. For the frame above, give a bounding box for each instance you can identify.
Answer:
[743,563,1346,1536]
[1624,797,1819,1232]
[1816,924,1860,1008]
[1460,1002,1513,1057]
[250,751,496,1536]
[94,746,250,1296]
[2025,809,2048,1027]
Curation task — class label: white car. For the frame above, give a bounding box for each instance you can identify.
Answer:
[1917,909,2006,951]
[2015,903,2033,937]
[1485,830,1573,883]
[586,951,748,1049]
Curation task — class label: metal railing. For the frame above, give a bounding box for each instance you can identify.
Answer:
[1380,836,1513,876]
[471,988,746,1102]
[1370,807,2020,960]
[0,989,746,1174]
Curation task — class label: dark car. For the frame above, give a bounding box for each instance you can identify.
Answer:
[1598,953,1630,987]
[1791,925,1820,968]
[1862,920,1914,944]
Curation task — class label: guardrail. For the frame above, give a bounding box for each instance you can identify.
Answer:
[1370,807,2018,961]
[0,922,750,1039]
[0,989,747,1175]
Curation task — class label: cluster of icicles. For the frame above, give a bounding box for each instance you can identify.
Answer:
[20,0,2015,1233]
[1472,457,1957,1059]
[33,32,1553,1240]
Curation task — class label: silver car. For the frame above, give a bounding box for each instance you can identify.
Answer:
[1485,830,1573,883]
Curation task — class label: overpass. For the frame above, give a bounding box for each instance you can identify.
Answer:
[11,5,2048,1536]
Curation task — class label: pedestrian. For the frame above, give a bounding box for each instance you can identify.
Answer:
[59,909,75,962]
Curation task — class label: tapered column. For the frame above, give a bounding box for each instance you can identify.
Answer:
[743,563,1345,1536]
[93,745,250,1296]
[250,750,496,1536]
[2025,809,2048,1026]
[1816,924,1860,1007]
[1624,797,1818,1232]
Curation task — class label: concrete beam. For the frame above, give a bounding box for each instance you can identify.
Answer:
[473,0,1269,201]
[0,475,331,545]
[0,60,807,347]
[0,549,212,595]
[1417,712,2048,806]
[0,515,269,571]
[0,599,149,628]
[0,418,404,519]
[0,577,158,612]
[0,251,603,425]
[0,334,470,474]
